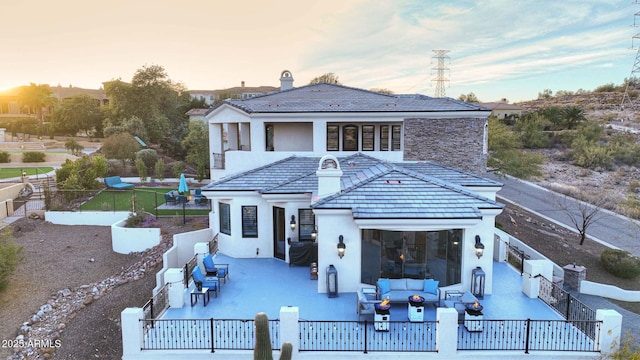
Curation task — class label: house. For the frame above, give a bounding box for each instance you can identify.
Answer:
[478,102,522,122]
[201,70,504,296]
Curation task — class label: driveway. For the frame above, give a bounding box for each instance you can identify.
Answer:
[488,174,640,257]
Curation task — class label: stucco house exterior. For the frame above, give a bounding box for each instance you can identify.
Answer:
[201,71,505,297]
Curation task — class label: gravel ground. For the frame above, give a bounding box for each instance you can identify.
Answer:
[0,216,202,360]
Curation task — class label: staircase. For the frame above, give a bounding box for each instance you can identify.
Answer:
[28,174,57,199]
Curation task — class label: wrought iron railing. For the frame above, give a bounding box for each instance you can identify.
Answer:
[457,319,601,352]
[506,243,529,274]
[142,283,170,322]
[299,320,437,353]
[183,255,198,288]
[538,276,598,339]
[209,233,219,255]
[140,318,279,351]
[212,153,225,170]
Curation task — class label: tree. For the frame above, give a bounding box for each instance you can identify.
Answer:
[553,193,610,245]
[103,65,190,155]
[309,73,341,85]
[50,94,104,136]
[64,139,84,156]
[18,83,54,134]
[182,121,209,180]
[100,132,141,165]
[370,88,394,94]
[562,106,586,130]
[458,92,479,103]
[487,116,544,179]
[538,88,553,99]
[515,113,549,148]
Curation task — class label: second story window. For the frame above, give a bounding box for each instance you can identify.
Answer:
[343,125,358,151]
[392,125,401,151]
[327,125,339,151]
[380,125,389,151]
[362,125,374,151]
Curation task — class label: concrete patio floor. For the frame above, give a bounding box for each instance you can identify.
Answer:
[162,255,563,322]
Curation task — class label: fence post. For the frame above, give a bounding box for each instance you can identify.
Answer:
[210,318,215,353]
[165,268,185,308]
[279,306,299,353]
[364,320,368,354]
[596,309,622,355]
[121,308,144,356]
[565,293,571,319]
[436,307,458,356]
[524,318,531,354]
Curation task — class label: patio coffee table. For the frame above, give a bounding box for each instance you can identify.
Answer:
[191,287,210,306]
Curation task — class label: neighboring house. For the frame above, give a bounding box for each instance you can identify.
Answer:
[188,81,279,106]
[201,71,504,296]
[0,85,108,118]
[479,102,522,121]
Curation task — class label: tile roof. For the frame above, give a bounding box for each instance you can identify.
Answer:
[203,153,503,219]
[221,83,491,114]
[311,167,503,219]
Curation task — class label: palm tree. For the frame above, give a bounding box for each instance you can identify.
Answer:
[18,83,54,135]
[562,106,586,130]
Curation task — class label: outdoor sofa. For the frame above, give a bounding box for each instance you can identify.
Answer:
[376,278,440,306]
[104,176,134,190]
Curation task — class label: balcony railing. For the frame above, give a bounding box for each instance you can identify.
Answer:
[212,153,225,170]
[140,318,280,351]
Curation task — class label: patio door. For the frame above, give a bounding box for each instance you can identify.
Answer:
[273,207,286,260]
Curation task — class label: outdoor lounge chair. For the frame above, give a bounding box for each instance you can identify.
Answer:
[356,288,382,320]
[191,265,219,297]
[203,253,229,284]
[164,191,178,205]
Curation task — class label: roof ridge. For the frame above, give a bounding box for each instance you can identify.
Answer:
[313,166,394,206]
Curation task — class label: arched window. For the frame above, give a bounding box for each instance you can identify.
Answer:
[343,125,358,151]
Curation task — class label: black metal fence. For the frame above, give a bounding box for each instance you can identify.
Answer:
[142,283,170,322]
[506,243,529,274]
[140,318,280,351]
[299,320,437,353]
[538,276,598,340]
[183,255,198,288]
[457,319,601,352]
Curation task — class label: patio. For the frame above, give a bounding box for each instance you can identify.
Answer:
[163,255,563,322]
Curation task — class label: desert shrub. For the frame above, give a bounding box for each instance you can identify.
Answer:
[136,149,158,169]
[22,151,45,163]
[92,155,108,178]
[570,136,613,169]
[135,158,147,182]
[515,114,549,148]
[600,249,640,279]
[0,228,24,292]
[106,159,124,176]
[0,151,10,163]
[154,158,165,181]
[172,162,185,179]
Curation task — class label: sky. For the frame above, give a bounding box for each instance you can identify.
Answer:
[0,0,637,103]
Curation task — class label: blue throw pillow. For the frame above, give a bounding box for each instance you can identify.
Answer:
[423,279,439,295]
[377,278,391,294]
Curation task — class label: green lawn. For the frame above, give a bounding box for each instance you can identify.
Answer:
[0,167,54,178]
[79,187,210,216]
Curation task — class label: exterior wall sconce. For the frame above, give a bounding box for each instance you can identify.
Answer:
[337,235,346,259]
[311,226,318,240]
[474,235,485,259]
[290,215,296,231]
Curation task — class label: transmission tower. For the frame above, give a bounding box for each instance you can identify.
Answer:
[620,2,640,112]
[431,50,450,98]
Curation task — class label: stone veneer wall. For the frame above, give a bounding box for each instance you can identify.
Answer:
[403,117,487,174]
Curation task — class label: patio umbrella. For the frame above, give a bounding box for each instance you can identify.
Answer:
[178,173,189,195]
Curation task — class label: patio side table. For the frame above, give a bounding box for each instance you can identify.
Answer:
[191,287,210,306]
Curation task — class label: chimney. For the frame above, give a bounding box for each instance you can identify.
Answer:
[241,81,245,88]
[316,155,342,200]
[280,70,294,91]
